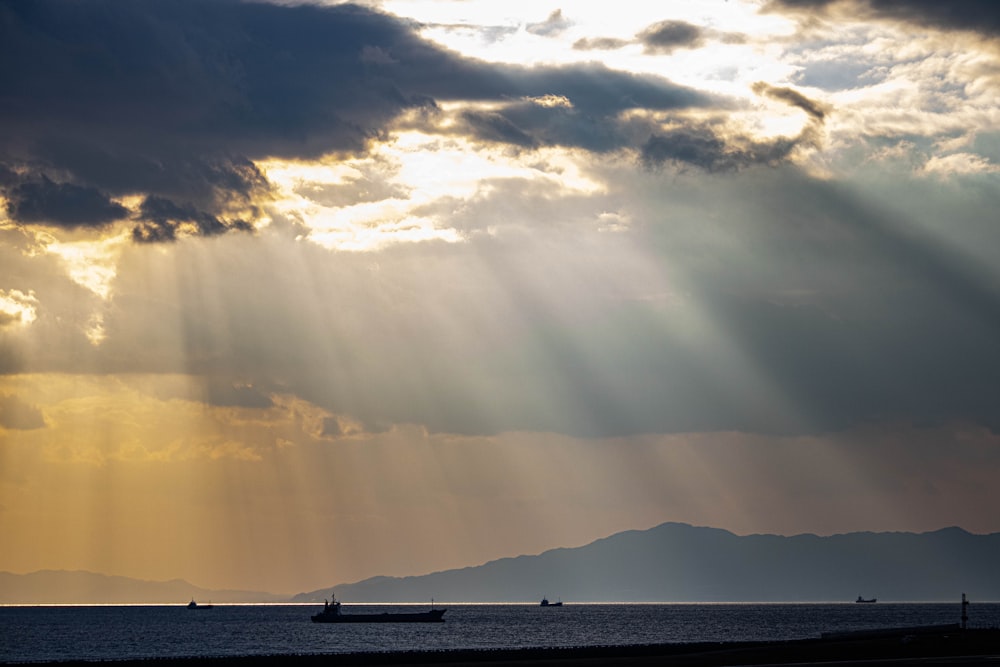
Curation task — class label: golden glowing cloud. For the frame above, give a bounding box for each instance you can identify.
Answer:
[261,130,604,251]
[0,288,38,327]
[40,234,129,345]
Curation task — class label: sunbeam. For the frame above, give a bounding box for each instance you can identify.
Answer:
[2,0,999,600]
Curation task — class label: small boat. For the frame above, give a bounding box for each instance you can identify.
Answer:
[540,597,562,607]
[855,596,877,604]
[187,599,213,609]
[311,595,445,623]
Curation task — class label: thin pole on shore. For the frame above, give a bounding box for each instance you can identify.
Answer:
[962,593,969,630]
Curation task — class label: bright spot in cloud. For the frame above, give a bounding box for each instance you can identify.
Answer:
[304,208,463,252]
[0,288,38,326]
[384,0,797,98]
[46,233,128,300]
[85,312,106,346]
[262,131,603,251]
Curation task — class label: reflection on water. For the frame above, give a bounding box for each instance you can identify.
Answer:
[1,602,997,663]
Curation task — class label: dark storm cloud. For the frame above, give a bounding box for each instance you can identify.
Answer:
[1,0,722,241]
[638,20,705,53]
[24,143,271,213]
[5,176,129,228]
[133,196,252,244]
[0,394,46,430]
[0,0,435,160]
[455,97,646,153]
[460,111,540,149]
[640,83,827,172]
[0,0,438,237]
[767,0,1000,37]
[864,0,1000,35]
[441,61,727,152]
[418,60,719,117]
[0,165,17,187]
[640,126,803,172]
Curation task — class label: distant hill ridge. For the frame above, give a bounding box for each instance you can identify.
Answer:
[0,569,285,605]
[293,522,1000,603]
[6,523,999,604]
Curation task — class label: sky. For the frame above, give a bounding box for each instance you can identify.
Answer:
[2,0,1000,596]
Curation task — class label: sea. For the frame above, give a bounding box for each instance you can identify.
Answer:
[2,601,998,664]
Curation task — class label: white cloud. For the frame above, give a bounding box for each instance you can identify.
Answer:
[921,152,999,177]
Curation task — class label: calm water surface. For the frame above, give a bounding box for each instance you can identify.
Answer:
[2,602,997,663]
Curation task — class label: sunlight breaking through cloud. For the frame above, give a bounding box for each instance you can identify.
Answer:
[1,0,999,596]
[46,234,128,301]
[0,288,37,327]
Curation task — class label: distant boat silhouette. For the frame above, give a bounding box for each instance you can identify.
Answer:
[187,599,213,609]
[540,597,563,607]
[312,594,445,623]
[855,596,877,604]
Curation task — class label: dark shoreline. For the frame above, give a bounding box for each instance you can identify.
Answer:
[14,628,1000,667]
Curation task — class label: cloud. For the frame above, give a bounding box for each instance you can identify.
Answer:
[424,60,730,153]
[429,61,721,117]
[526,9,572,37]
[0,0,451,239]
[5,1,996,444]
[145,376,275,409]
[639,82,828,172]
[922,152,1000,176]
[573,36,630,51]
[1,0,726,243]
[133,196,253,244]
[0,394,46,430]
[0,164,17,187]
[575,18,743,55]
[55,151,992,440]
[640,125,805,172]
[5,176,129,228]
[752,82,829,121]
[4,0,436,239]
[767,0,1000,38]
[203,381,274,409]
[862,0,1000,36]
[0,289,38,328]
[320,415,371,439]
[459,111,540,149]
[638,20,705,54]
[452,97,646,153]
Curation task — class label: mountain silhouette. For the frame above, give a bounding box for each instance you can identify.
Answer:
[293,523,1000,603]
[0,570,285,605]
[7,523,998,604]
